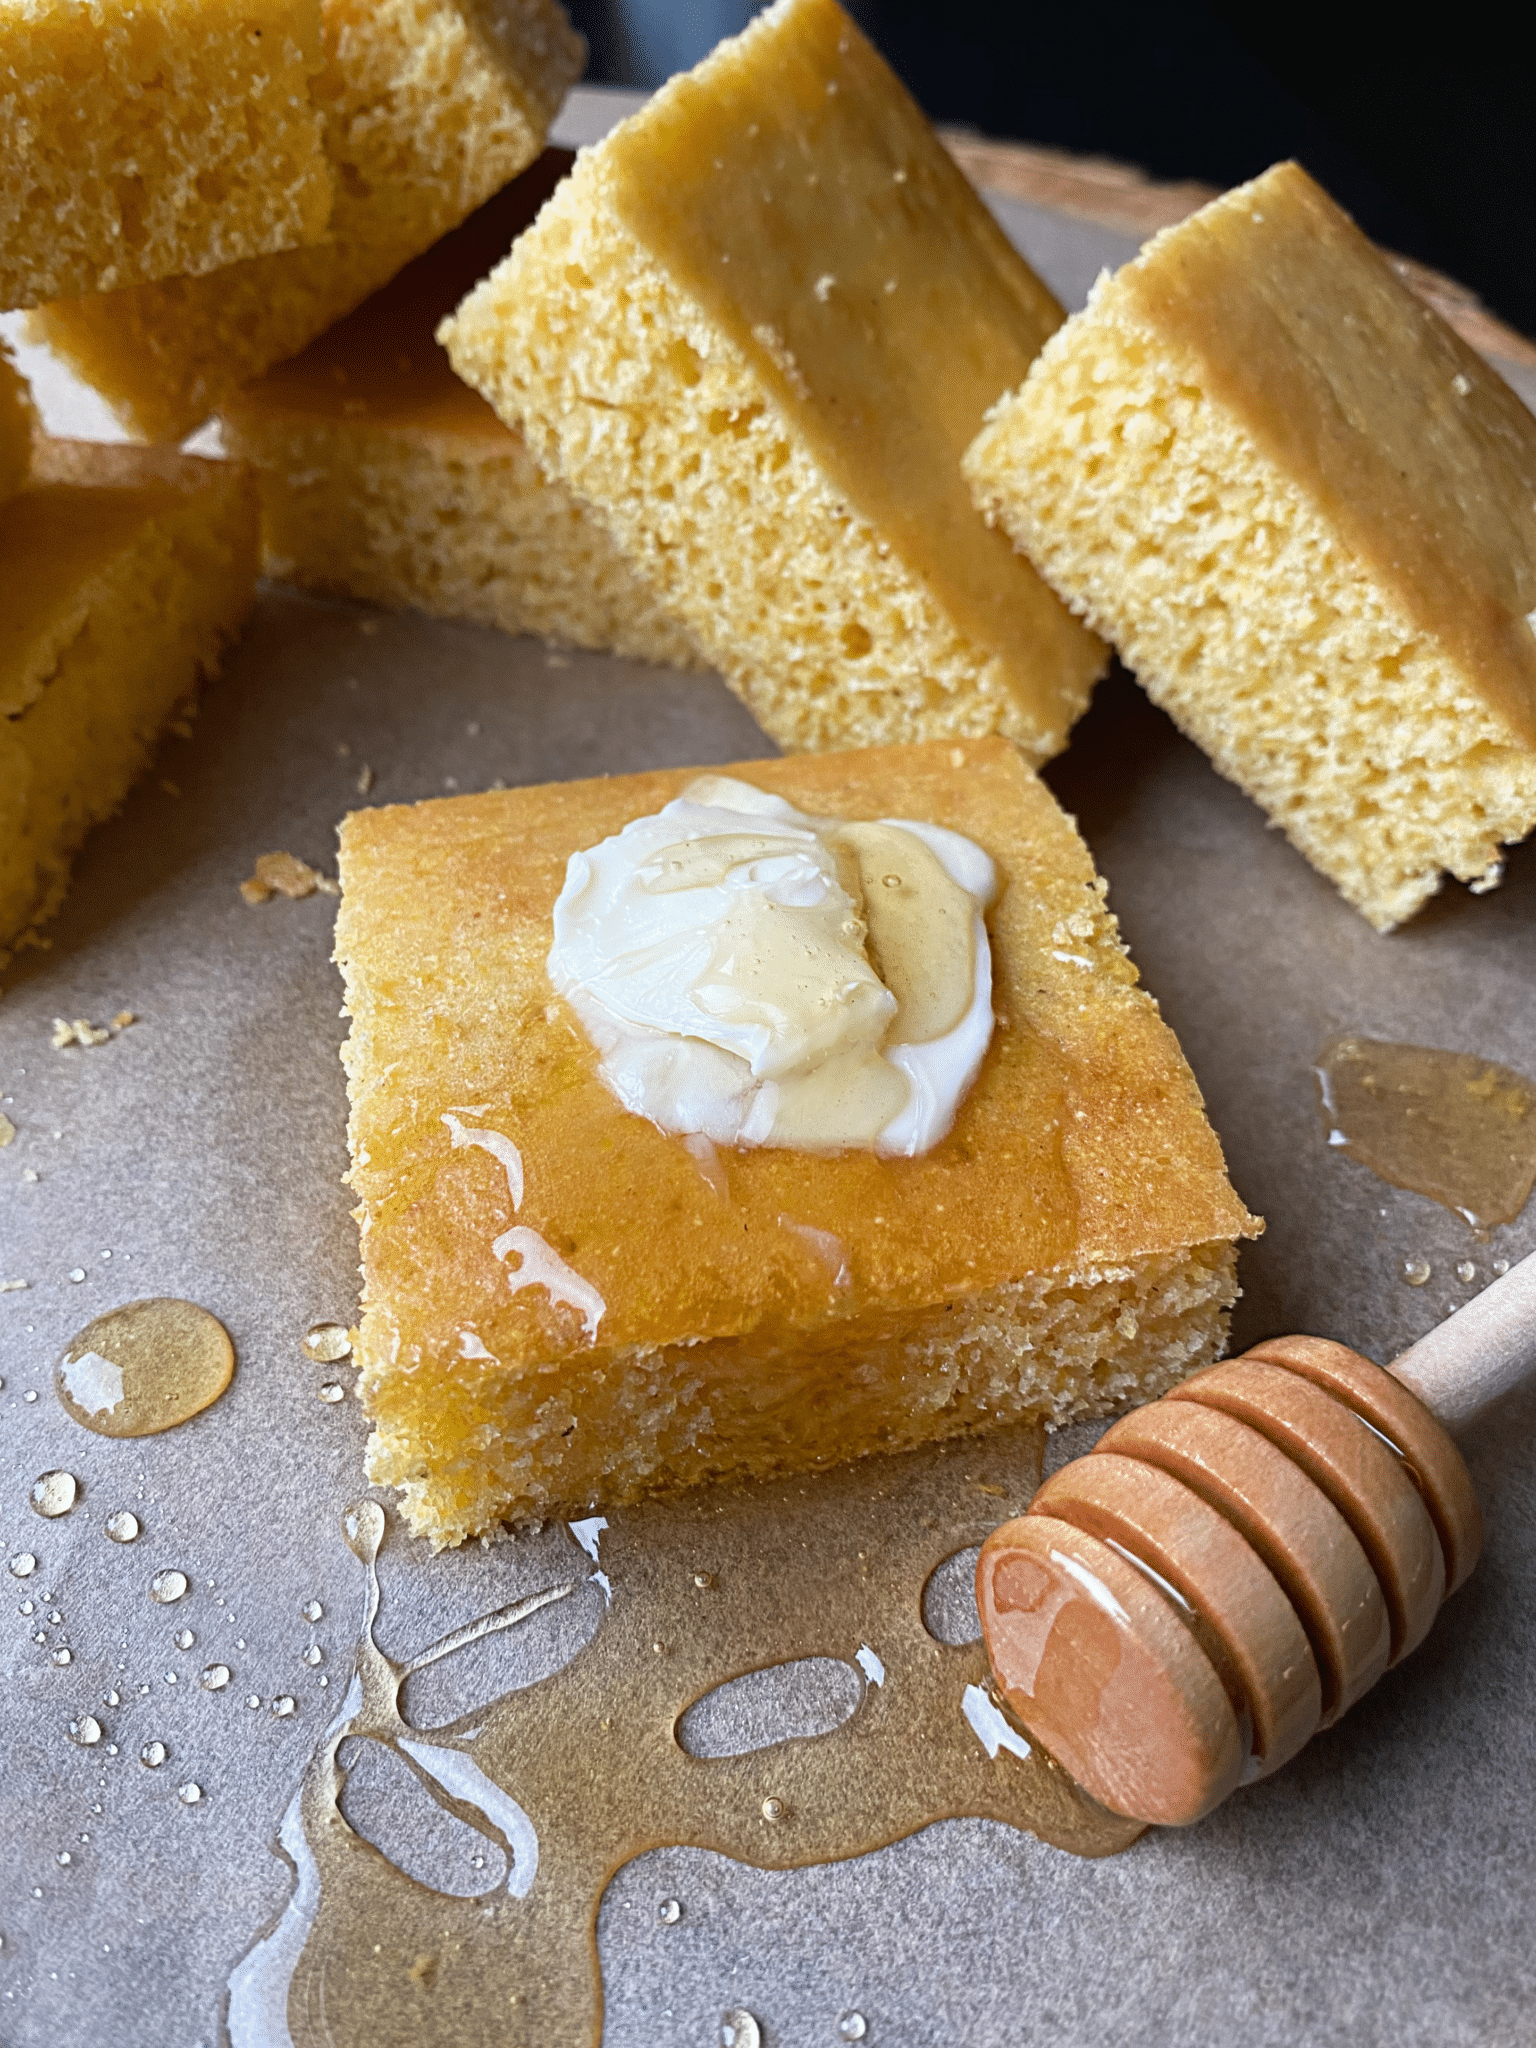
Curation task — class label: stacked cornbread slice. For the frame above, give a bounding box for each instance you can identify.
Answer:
[965,162,1536,931]
[0,0,332,308]
[0,431,258,960]
[220,155,698,669]
[27,0,585,440]
[440,0,1107,764]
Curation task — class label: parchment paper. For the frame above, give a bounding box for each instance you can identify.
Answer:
[2,88,1533,2048]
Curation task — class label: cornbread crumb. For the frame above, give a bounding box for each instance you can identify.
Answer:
[112,1010,137,1030]
[51,1019,110,1049]
[0,0,332,308]
[240,852,339,903]
[0,1279,28,1293]
[28,0,585,440]
[440,0,1105,763]
[0,1112,15,1146]
[964,162,1536,930]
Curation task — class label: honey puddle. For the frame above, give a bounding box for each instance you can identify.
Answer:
[227,1425,1138,2048]
[55,1297,235,1436]
[1315,1035,1536,1232]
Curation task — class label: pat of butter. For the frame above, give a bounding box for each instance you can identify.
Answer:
[547,775,996,1155]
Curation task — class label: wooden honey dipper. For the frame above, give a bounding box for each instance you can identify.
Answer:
[977,1249,1536,1827]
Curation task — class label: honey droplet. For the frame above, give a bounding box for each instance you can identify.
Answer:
[68,1716,101,1747]
[177,1781,203,1805]
[271,1696,297,1719]
[317,1382,345,1404]
[139,1740,167,1769]
[720,2012,761,2048]
[302,1321,352,1363]
[8,1553,37,1578]
[104,1510,140,1543]
[149,1570,189,1605]
[173,1628,195,1650]
[656,1897,681,1925]
[301,1599,323,1622]
[1315,1035,1536,1231]
[302,1645,322,1667]
[1494,1257,1512,1277]
[55,1299,235,1438]
[30,1471,78,1518]
[200,1664,230,1691]
[760,1796,785,1822]
[342,1500,385,1564]
[50,1647,72,1666]
[838,2015,868,2042]
[1401,1257,1431,1287]
[1455,1260,1477,1284]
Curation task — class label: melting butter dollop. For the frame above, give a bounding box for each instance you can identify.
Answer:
[546,775,997,1156]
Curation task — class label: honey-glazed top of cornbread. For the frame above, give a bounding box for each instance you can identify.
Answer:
[1111,161,1536,749]
[584,0,1080,721]
[338,739,1257,1366]
[224,152,574,444]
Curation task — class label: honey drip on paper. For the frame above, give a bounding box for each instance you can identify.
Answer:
[54,1298,235,1437]
[227,1426,1138,2048]
[1315,1035,1536,1232]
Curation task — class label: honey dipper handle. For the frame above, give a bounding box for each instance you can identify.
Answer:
[1389,1248,1536,1432]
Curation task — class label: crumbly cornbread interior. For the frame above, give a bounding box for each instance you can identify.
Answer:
[964,161,1536,932]
[0,345,36,502]
[439,0,1106,766]
[27,0,584,442]
[337,737,1257,1547]
[220,153,698,669]
[0,0,331,309]
[0,440,257,958]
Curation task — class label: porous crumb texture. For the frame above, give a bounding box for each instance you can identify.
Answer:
[965,164,1536,932]
[440,0,1106,764]
[336,737,1257,1547]
[221,367,699,667]
[27,0,584,440]
[366,1243,1239,1548]
[0,440,258,960]
[1,0,332,308]
[0,343,35,501]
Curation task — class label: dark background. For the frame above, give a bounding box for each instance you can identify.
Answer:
[564,0,1536,342]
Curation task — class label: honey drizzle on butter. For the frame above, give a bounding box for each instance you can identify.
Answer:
[231,1426,1137,2048]
[1316,1035,1536,1231]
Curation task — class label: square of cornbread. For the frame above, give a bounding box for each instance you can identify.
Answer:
[26,0,584,442]
[438,0,1107,766]
[0,344,35,502]
[220,154,698,670]
[964,162,1536,932]
[337,736,1257,1547]
[1,0,331,308]
[0,440,257,959]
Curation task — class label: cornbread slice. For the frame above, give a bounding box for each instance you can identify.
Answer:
[27,0,584,443]
[0,344,35,501]
[337,736,1258,1546]
[1,0,331,308]
[438,0,1107,766]
[964,162,1536,932]
[0,440,257,959]
[220,155,698,669]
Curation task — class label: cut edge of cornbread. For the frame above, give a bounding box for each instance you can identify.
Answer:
[365,1240,1241,1548]
[0,0,332,310]
[0,344,36,503]
[26,0,586,441]
[0,440,258,963]
[219,405,703,670]
[439,0,1107,765]
[964,164,1536,932]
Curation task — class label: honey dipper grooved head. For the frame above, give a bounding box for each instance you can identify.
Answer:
[978,1338,1480,1828]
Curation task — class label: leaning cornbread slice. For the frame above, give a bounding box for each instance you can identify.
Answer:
[27,0,584,443]
[964,162,1536,932]
[0,441,257,959]
[439,0,1107,766]
[1,0,331,310]
[0,344,35,501]
[220,155,698,670]
[337,736,1257,1547]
